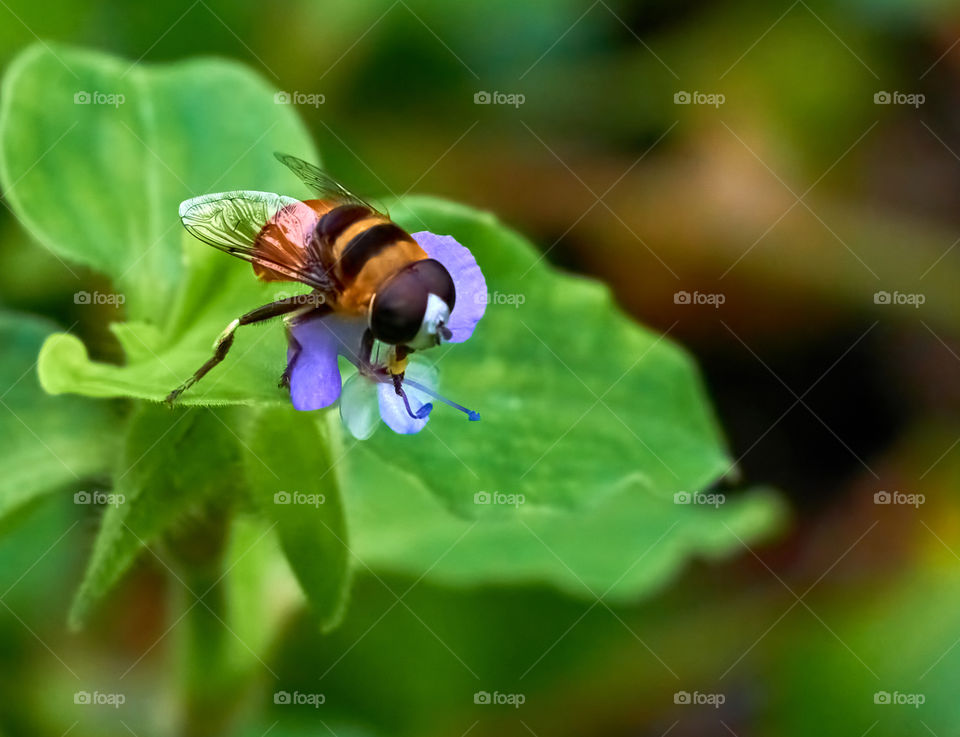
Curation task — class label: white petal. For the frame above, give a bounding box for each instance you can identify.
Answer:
[339,370,380,439]
[377,359,438,435]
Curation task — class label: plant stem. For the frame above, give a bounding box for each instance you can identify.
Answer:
[168,504,237,737]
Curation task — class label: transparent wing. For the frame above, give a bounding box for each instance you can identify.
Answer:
[273,152,379,212]
[178,190,333,291]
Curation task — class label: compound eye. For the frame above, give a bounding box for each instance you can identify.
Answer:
[414,258,455,311]
[369,259,456,345]
[369,273,427,345]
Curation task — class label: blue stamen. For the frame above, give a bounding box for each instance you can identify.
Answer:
[403,378,481,422]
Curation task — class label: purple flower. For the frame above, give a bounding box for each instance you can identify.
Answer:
[287,231,486,438]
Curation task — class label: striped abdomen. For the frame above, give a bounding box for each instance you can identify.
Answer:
[315,203,427,312]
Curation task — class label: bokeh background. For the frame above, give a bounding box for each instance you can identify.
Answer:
[2,0,960,735]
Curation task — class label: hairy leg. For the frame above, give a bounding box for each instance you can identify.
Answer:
[165,297,315,404]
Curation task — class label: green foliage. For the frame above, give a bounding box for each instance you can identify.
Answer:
[2,42,316,405]
[1,0,958,733]
[0,312,118,528]
[346,443,783,602]
[0,43,783,631]
[369,197,734,514]
[222,514,303,676]
[242,408,351,631]
[0,43,314,321]
[765,565,960,737]
[69,405,246,627]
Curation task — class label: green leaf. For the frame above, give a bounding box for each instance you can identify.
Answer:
[0,312,118,527]
[359,197,734,515]
[345,443,785,602]
[223,514,304,676]
[69,405,246,627]
[242,408,351,631]
[0,43,317,404]
[0,43,314,321]
[1,46,775,568]
[335,201,784,598]
[37,316,290,406]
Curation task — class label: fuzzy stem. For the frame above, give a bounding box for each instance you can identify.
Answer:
[167,505,236,737]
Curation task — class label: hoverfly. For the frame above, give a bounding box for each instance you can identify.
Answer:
[165,153,459,411]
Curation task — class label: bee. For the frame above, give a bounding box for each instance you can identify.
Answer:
[165,153,457,404]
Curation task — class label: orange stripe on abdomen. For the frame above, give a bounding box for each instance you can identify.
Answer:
[337,233,427,312]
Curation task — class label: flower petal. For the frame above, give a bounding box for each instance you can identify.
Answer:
[339,370,380,439]
[377,359,439,435]
[412,232,486,342]
[288,314,366,411]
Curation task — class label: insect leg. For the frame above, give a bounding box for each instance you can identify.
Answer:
[165,297,309,404]
[279,327,300,389]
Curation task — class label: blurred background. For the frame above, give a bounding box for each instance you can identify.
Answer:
[3,0,960,735]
